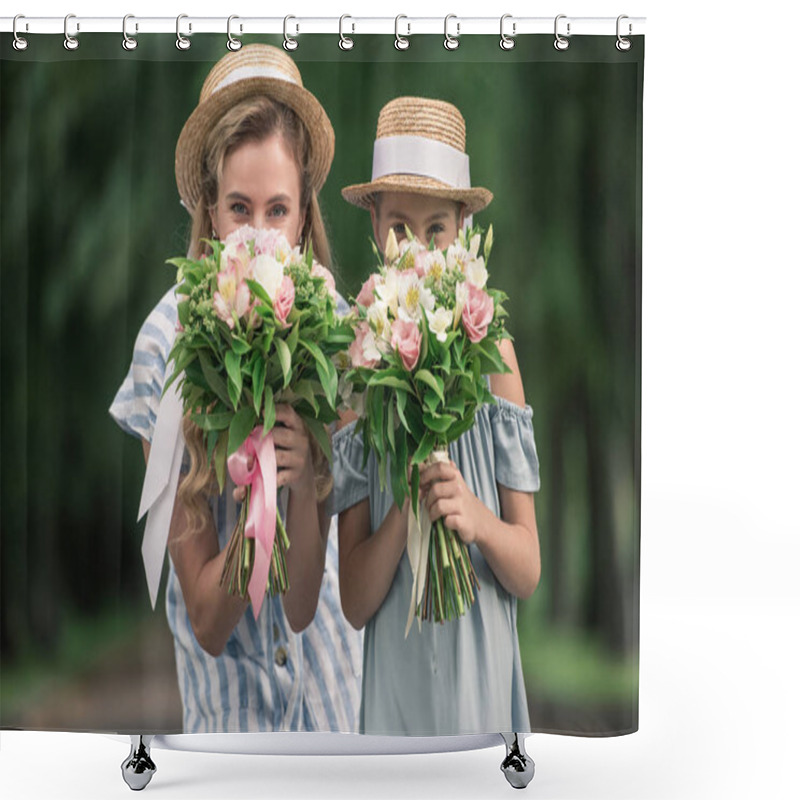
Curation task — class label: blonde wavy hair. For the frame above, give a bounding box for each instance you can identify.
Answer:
[178,96,335,536]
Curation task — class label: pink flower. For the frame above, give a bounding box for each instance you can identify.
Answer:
[413,250,428,278]
[461,283,494,343]
[220,239,252,284]
[273,275,295,327]
[390,318,422,372]
[311,263,337,298]
[349,321,381,369]
[253,227,289,259]
[356,274,378,308]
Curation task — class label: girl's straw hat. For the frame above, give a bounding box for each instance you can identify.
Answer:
[175,44,334,214]
[341,97,492,215]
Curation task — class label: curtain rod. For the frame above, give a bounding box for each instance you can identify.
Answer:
[1,15,646,37]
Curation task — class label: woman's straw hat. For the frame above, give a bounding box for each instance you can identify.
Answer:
[175,44,334,214]
[341,97,492,215]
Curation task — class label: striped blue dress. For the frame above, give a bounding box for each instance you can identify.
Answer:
[109,285,363,733]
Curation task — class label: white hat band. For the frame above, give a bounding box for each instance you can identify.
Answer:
[212,65,298,94]
[371,135,471,189]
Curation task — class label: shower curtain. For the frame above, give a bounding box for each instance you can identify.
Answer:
[0,29,643,739]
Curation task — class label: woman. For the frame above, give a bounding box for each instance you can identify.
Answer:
[109,44,362,734]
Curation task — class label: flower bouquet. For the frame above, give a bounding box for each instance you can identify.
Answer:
[344,225,511,634]
[163,225,352,617]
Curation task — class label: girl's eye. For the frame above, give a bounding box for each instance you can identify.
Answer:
[393,224,407,239]
[270,205,288,218]
[427,223,445,238]
[231,202,248,216]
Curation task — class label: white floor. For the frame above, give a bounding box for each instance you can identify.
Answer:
[3,1,799,798]
[3,594,798,799]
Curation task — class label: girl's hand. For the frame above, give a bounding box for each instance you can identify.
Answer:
[232,405,314,502]
[419,459,487,546]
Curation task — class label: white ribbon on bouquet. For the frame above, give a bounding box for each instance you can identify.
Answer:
[405,448,451,638]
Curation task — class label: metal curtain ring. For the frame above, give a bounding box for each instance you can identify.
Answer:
[122,14,138,51]
[13,15,28,51]
[554,14,570,51]
[616,15,632,51]
[283,16,298,51]
[500,14,515,51]
[339,15,354,50]
[64,14,79,51]
[176,14,191,50]
[444,14,460,51]
[227,15,242,51]
[395,15,410,51]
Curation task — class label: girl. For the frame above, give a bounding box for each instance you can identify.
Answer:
[109,45,362,734]
[333,97,542,736]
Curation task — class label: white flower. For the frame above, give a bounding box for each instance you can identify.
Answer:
[425,307,454,342]
[446,240,470,274]
[251,254,284,300]
[398,272,435,323]
[453,281,469,328]
[468,232,481,258]
[423,250,447,284]
[385,228,400,263]
[361,328,382,364]
[375,268,401,315]
[465,256,488,289]
[367,299,392,344]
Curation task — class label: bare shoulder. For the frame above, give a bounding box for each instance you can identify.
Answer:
[336,407,359,431]
[489,338,526,408]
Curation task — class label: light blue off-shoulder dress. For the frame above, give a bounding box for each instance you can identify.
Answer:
[331,388,541,736]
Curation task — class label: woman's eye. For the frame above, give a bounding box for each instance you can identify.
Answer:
[270,205,288,218]
[231,202,248,216]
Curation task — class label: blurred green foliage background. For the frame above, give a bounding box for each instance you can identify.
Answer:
[1,33,642,735]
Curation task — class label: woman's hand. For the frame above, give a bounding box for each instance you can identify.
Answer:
[419,459,489,546]
[233,404,314,502]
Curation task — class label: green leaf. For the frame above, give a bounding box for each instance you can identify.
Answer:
[214,431,229,494]
[262,385,276,432]
[225,350,242,408]
[191,410,235,431]
[227,406,257,456]
[447,394,466,419]
[411,463,420,516]
[396,388,410,433]
[387,400,396,453]
[414,369,445,405]
[411,430,436,465]
[199,351,232,408]
[231,336,251,356]
[424,389,440,414]
[368,372,411,392]
[294,379,319,415]
[390,430,408,511]
[422,412,456,434]
[286,321,300,354]
[304,416,333,465]
[275,336,292,388]
[252,354,266,416]
[246,278,272,306]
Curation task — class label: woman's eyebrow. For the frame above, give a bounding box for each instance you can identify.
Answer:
[225,192,291,204]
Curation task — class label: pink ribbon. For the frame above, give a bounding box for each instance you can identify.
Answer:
[227,425,277,619]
